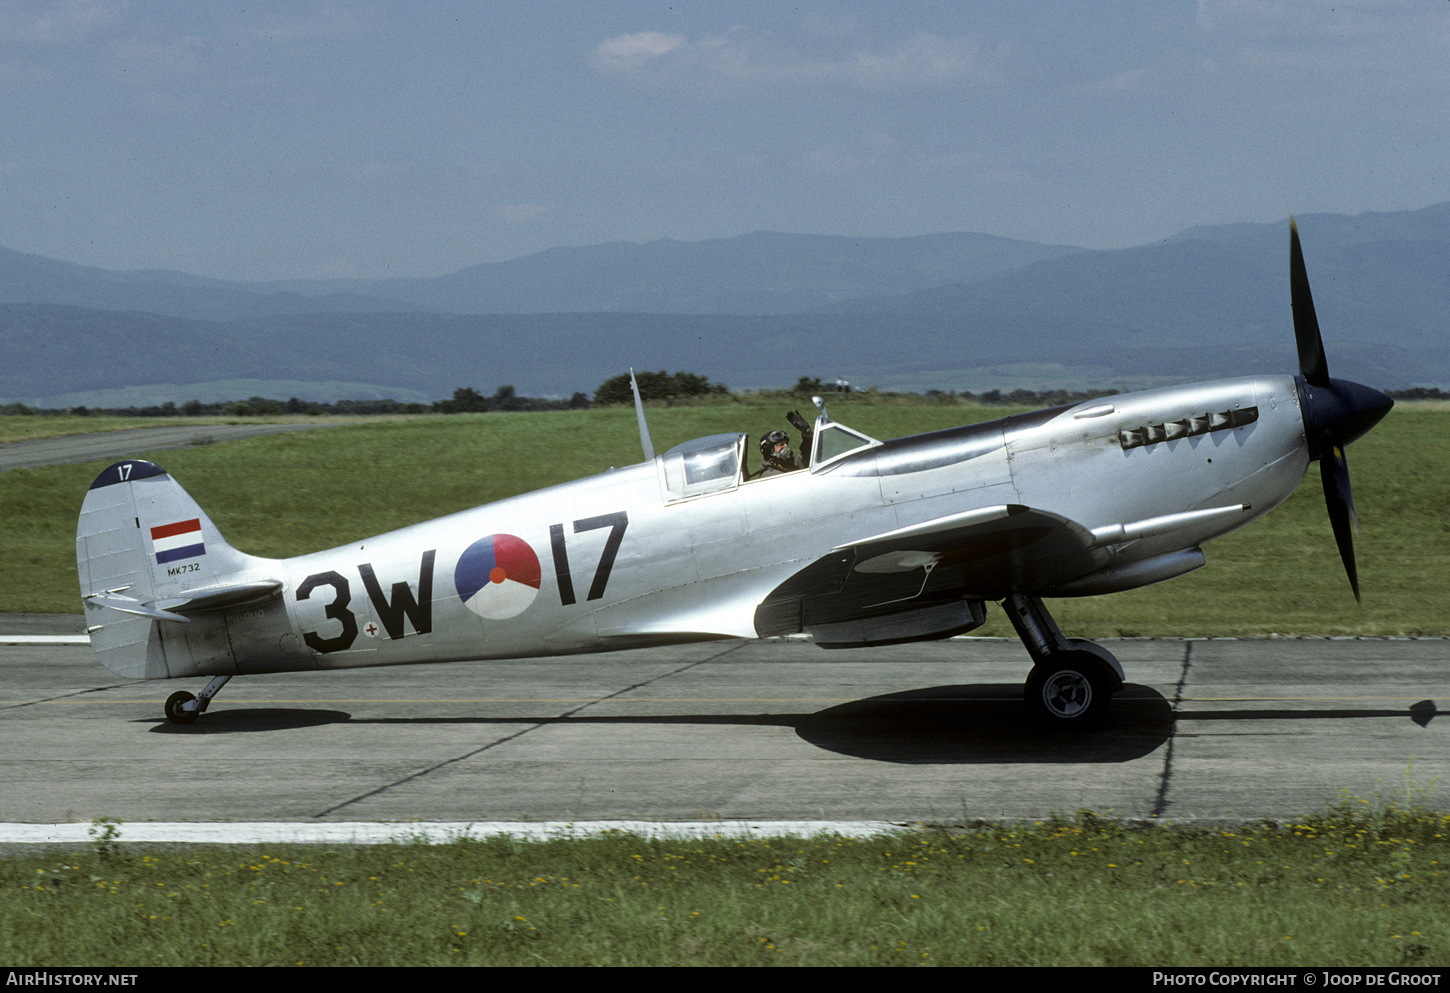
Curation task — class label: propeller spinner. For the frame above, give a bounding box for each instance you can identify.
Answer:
[1289,217,1394,602]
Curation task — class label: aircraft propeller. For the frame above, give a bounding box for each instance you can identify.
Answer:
[1289,217,1394,602]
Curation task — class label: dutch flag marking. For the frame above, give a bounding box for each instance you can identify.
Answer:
[151,518,205,564]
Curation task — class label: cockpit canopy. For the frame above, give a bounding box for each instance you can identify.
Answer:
[661,433,745,501]
[812,421,876,467]
[658,416,880,503]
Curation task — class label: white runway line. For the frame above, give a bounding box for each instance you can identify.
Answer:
[0,635,90,645]
[0,820,911,845]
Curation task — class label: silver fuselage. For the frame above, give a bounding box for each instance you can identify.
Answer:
[121,375,1308,678]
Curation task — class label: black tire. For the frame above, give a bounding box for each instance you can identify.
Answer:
[165,690,199,725]
[1024,651,1113,727]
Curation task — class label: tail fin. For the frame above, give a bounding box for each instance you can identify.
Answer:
[77,460,281,678]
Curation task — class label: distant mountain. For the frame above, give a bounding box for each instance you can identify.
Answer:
[1,305,839,401]
[1,231,1084,319]
[4,205,1447,406]
[829,204,1449,357]
[1165,202,1450,249]
[0,246,432,321]
[360,231,1086,314]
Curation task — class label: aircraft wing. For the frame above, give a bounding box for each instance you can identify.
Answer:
[753,503,1110,639]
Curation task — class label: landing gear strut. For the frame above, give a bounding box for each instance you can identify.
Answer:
[1004,594,1122,727]
[163,675,231,725]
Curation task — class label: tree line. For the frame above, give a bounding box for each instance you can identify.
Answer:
[2,378,1442,419]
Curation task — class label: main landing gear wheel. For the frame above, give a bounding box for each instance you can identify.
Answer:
[1024,652,1114,728]
[164,691,199,725]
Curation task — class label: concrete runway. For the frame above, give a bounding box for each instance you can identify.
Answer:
[3,626,1446,829]
[0,422,345,472]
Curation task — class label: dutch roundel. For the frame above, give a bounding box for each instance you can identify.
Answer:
[454,534,542,620]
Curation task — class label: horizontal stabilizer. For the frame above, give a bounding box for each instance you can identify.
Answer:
[85,578,283,624]
[84,590,190,624]
[149,578,283,614]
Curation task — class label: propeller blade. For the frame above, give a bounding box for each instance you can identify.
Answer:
[1318,439,1360,603]
[1289,217,1393,602]
[1289,217,1330,387]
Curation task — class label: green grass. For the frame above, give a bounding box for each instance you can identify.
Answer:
[5,806,1447,966]
[0,416,183,444]
[0,414,273,444]
[2,403,1445,634]
[0,412,414,444]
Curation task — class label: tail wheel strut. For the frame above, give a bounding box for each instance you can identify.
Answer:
[163,675,231,725]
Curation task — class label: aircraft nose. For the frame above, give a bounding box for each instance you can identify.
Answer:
[1297,376,1394,456]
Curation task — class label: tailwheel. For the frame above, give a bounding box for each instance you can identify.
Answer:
[162,675,231,725]
[164,691,199,725]
[1024,651,1114,728]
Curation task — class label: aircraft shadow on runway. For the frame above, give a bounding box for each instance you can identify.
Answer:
[142,688,1436,764]
[794,684,1173,763]
[141,685,1177,762]
[143,709,351,734]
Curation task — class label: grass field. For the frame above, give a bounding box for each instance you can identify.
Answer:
[0,412,412,445]
[4,807,1447,967]
[2,401,1444,633]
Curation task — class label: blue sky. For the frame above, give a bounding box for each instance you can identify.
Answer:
[3,0,1447,281]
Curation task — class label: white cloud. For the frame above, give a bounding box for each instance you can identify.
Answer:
[589,31,686,72]
[842,31,1000,91]
[1071,2,1450,120]
[0,0,129,46]
[238,0,379,43]
[589,25,1005,96]
[1195,0,1450,74]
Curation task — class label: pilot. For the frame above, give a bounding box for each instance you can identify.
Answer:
[758,410,814,477]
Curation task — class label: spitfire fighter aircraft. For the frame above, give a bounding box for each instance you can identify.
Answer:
[77,221,1393,727]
